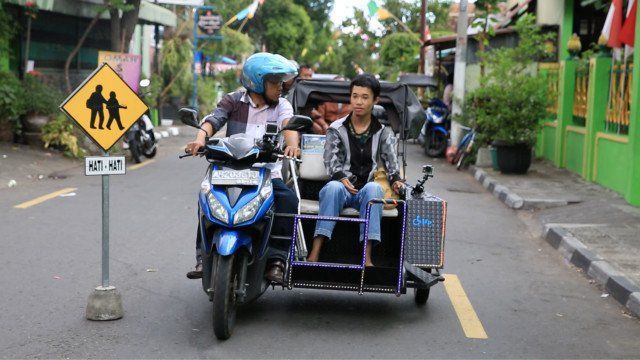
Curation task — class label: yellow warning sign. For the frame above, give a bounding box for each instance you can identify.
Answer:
[60,63,148,152]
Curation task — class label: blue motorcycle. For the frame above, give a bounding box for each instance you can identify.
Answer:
[419,98,450,158]
[178,108,312,340]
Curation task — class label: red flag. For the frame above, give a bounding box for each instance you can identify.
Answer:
[620,0,637,47]
[608,0,624,48]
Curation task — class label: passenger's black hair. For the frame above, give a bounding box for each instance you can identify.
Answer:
[350,73,380,98]
[299,64,311,71]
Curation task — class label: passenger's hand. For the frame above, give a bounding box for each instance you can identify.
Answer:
[392,181,405,194]
[341,178,358,195]
[283,145,300,158]
[311,109,322,120]
[185,139,205,156]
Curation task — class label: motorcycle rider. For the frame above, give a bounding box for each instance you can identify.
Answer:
[185,52,300,284]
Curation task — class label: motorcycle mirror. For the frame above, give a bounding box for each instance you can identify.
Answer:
[178,107,199,128]
[423,165,434,176]
[139,79,150,88]
[282,115,313,132]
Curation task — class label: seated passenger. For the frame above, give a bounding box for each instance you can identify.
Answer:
[307,74,404,267]
[310,76,352,135]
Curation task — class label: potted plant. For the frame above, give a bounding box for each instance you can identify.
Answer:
[0,71,24,142]
[464,14,554,174]
[19,72,60,146]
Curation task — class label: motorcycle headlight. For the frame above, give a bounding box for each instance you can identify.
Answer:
[233,180,273,224]
[207,191,229,223]
[233,196,262,224]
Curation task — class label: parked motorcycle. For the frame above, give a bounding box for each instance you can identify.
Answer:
[419,98,450,158]
[125,113,157,163]
[178,107,313,340]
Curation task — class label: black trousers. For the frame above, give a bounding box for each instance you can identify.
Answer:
[90,109,104,128]
[196,178,298,262]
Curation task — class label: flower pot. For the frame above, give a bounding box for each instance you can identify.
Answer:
[21,113,49,147]
[475,146,492,167]
[494,142,532,174]
[22,113,49,133]
[489,145,499,171]
[0,120,13,142]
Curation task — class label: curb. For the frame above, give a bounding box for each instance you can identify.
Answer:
[153,126,180,140]
[471,167,572,210]
[472,167,524,209]
[544,225,640,318]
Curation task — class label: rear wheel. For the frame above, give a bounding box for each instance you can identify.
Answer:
[212,254,238,340]
[424,131,448,158]
[414,288,430,306]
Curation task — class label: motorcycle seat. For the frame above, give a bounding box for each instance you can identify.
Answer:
[300,199,398,217]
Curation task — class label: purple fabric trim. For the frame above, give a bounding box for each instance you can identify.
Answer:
[292,261,363,270]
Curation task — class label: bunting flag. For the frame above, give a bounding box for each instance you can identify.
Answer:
[367,0,392,20]
[225,0,263,27]
[601,0,624,48]
[620,0,636,47]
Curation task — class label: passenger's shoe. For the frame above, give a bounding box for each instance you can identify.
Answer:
[186,261,203,279]
[265,260,285,284]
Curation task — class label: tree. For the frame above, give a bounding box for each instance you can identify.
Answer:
[107,0,142,52]
[250,0,313,58]
[201,27,254,61]
[380,32,420,76]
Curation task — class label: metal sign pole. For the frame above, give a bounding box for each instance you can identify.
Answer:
[191,9,199,108]
[102,150,110,288]
[86,150,122,321]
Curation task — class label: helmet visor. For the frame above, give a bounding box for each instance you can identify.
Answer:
[264,72,297,84]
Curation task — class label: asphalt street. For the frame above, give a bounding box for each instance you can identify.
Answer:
[2,128,640,358]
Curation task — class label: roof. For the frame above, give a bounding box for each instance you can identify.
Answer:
[6,0,177,27]
[423,27,517,50]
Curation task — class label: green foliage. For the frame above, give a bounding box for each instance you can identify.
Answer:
[463,14,554,146]
[197,76,219,116]
[292,0,333,28]
[201,27,254,60]
[253,0,313,58]
[19,74,60,116]
[0,0,16,56]
[161,35,193,104]
[380,32,420,76]
[41,114,85,158]
[214,69,241,93]
[0,71,22,124]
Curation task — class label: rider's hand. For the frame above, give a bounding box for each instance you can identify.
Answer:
[185,139,205,156]
[283,145,300,158]
[341,178,358,195]
[392,181,405,194]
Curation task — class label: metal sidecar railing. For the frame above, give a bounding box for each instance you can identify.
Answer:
[284,197,446,301]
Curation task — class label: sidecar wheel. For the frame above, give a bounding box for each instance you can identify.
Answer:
[212,254,237,340]
[414,288,430,306]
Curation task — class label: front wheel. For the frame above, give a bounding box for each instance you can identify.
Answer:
[212,254,238,340]
[414,288,430,306]
[129,137,142,164]
[424,131,448,158]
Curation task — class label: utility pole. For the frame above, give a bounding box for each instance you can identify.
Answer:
[419,0,426,75]
[451,0,469,146]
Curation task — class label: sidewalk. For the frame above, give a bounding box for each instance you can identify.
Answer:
[471,160,640,318]
[0,125,183,191]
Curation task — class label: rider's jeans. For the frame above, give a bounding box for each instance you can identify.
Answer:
[313,180,383,242]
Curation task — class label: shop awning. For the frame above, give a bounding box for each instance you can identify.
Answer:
[6,0,177,27]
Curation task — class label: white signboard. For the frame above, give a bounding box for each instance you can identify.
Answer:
[85,156,126,176]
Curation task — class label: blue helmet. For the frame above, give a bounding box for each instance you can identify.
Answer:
[242,53,298,94]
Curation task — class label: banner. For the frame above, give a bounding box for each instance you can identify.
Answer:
[97,51,142,93]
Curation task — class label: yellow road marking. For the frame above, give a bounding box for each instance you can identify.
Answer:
[14,187,78,209]
[128,159,155,171]
[443,274,488,339]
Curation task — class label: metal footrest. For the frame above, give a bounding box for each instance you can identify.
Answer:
[404,261,444,289]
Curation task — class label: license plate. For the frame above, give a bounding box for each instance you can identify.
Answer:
[211,169,260,185]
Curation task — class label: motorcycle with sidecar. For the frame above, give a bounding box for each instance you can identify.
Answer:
[180,80,447,340]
